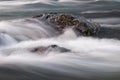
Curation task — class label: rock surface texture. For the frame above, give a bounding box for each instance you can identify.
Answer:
[33,13,100,36]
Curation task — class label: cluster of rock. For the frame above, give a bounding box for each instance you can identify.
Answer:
[33,13,100,36]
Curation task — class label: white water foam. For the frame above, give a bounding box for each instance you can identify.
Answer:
[0,37,119,80]
[0,18,58,41]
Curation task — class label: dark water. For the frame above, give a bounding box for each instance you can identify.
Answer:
[0,0,120,80]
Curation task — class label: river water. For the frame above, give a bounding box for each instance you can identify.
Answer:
[0,0,120,80]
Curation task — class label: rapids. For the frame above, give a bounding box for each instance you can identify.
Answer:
[0,0,120,80]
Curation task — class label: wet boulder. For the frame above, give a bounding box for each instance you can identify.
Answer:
[73,21,100,36]
[51,14,80,30]
[48,45,71,52]
[31,44,70,55]
[53,14,75,26]
[33,13,100,36]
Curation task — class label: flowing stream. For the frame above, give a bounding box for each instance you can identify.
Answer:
[0,0,120,80]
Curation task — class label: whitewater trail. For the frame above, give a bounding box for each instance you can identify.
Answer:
[0,34,120,80]
[0,0,120,80]
[0,18,120,80]
[0,18,60,42]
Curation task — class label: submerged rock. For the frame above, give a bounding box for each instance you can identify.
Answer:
[32,14,43,18]
[31,44,70,55]
[33,13,100,36]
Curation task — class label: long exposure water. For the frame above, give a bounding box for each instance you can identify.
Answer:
[0,0,120,80]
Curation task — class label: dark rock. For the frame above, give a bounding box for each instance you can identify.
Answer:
[31,46,47,53]
[31,44,70,54]
[73,22,94,36]
[32,14,43,18]
[50,14,80,29]
[48,45,71,52]
[33,13,100,36]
